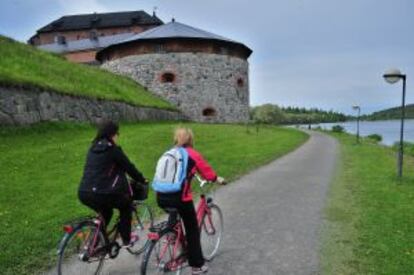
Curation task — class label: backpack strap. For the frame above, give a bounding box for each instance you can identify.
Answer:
[177,147,189,185]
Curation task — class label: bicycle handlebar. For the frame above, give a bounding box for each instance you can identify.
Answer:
[194,174,209,188]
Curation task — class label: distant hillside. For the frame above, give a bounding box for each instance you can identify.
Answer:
[362,104,414,120]
[0,36,174,110]
[250,104,348,124]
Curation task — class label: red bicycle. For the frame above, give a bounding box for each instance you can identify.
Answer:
[141,175,223,274]
[56,199,153,275]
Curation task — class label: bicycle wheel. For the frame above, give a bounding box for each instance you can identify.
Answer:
[128,202,154,255]
[200,204,223,260]
[141,230,184,275]
[57,221,107,275]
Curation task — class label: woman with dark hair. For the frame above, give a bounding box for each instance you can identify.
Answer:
[78,121,147,246]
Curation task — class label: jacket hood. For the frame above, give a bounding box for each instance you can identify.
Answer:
[91,139,114,153]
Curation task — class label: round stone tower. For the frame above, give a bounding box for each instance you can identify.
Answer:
[97,20,252,123]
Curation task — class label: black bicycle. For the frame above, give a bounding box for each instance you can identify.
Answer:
[57,199,153,275]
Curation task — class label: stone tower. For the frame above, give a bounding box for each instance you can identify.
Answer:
[97,21,252,123]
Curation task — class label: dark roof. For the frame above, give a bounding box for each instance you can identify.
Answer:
[37,11,163,33]
[98,21,252,58]
[37,32,135,53]
[121,21,237,43]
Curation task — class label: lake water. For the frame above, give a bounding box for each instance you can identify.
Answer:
[310,119,414,146]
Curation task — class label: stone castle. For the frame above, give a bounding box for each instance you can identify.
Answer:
[30,11,252,123]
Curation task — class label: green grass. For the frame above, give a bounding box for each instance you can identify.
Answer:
[321,133,414,275]
[0,36,174,110]
[0,122,308,274]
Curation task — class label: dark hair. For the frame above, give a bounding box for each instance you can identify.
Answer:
[94,121,119,143]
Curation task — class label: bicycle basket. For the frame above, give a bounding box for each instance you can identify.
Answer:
[131,181,149,201]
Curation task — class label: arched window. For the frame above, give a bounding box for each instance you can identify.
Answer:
[161,72,176,83]
[237,78,244,87]
[202,107,217,117]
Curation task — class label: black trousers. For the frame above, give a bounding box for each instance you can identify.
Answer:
[79,191,133,245]
[157,197,205,268]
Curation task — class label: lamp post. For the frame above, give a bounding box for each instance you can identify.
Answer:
[383,68,407,178]
[352,105,361,143]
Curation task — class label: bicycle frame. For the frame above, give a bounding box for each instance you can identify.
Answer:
[148,190,216,271]
[59,209,126,259]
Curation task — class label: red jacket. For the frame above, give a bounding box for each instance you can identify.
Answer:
[181,147,217,201]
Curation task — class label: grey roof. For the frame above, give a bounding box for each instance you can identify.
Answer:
[120,21,238,44]
[37,11,163,33]
[37,32,135,53]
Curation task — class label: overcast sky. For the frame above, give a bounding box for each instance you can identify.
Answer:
[1,0,413,114]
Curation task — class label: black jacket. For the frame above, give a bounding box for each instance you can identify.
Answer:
[79,139,145,194]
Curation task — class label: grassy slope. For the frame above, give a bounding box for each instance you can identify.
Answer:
[321,133,414,275]
[0,123,308,274]
[0,36,173,110]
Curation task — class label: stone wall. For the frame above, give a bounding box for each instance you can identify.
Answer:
[102,53,250,123]
[0,86,185,125]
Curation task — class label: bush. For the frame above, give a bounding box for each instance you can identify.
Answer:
[331,125,345,133]
[367,134,382,143]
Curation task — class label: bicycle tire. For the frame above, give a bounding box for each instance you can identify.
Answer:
[127,202,154,255]
[57,221,107,275]
[200,204,223,261]
[141,229,183,275]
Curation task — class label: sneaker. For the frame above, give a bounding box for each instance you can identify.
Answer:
[122,232,139,248]
[192,264,208,274]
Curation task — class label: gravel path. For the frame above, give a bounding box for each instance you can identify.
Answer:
[49,131,338,275]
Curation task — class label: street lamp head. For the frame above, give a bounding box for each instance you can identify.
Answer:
[352,105,360,110]
[383,68,404,84]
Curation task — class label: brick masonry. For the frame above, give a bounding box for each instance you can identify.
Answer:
[102,52,250,123]
[0,86,185,125]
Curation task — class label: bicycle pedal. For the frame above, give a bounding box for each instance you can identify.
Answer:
[108,242,121,259]
[78,252,89,262]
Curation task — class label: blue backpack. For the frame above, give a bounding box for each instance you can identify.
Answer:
[152,147,189,193]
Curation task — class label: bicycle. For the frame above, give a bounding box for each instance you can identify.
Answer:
[57,199,154,275]
[141,175,223,274]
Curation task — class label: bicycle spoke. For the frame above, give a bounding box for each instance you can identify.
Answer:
[200,204,223,261]
[57,223,107,275]
[127,203,154,255]
[142,231,183,274]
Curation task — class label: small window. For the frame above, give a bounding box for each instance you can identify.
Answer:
[161,72,175,83]
[89,31,98,40]
[202,107,217,117]
[220,47,229,55]
[237,78,244,87]
[55,35,66,45]
[155,44,165,53]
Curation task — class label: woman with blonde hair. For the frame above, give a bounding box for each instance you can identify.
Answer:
[155,127,225,274]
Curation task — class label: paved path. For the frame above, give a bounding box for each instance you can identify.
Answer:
[49,131,338,274]
[209,131,338,275]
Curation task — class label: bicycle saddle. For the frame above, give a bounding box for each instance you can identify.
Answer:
[163,207,179,214]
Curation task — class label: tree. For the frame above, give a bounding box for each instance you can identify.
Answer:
[251,104,286,124]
